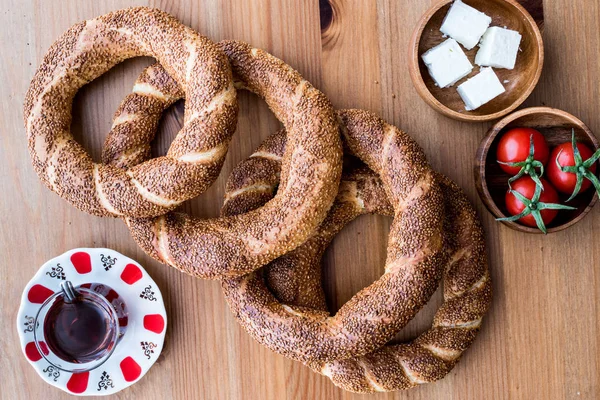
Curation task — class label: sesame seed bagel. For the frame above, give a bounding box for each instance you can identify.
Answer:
[101,42,342,278]
[219,110,446,363]
[313,174,491,393]
[220,130,491,392]
[106,91,445,359]
[103,69,445,359]
[24,7,238,217]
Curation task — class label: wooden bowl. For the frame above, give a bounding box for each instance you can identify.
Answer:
[409,0,544,122]
[475,107,599,234]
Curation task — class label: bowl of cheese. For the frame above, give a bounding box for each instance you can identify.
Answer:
[409,0,544,122]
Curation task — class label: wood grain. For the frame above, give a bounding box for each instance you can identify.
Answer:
[0,0,599,399]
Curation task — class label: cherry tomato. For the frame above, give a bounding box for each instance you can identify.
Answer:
[505,177,560,228]
[547,142,597,195]
[496,128,549,176]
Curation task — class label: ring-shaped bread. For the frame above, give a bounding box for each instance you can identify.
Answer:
[220,110,446,363]
[24,7,239,217]
[221,130,492,392]
[101,42,343,278]
[101,62,448,363]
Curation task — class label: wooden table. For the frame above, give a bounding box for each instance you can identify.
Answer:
[1,0,599,399]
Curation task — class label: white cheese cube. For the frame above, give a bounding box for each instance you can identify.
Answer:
[457,67,506,111]
[421,39,473,88]
[475,27,522,69]
[440,0,492,50]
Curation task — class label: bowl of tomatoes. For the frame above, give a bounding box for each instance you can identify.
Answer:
[475,107,600,234]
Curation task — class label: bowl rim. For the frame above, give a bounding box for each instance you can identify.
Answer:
[408,0,545,122]
[475,106,600,234]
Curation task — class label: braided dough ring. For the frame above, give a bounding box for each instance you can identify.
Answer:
[221,131,492,393]
[103,68,445,358]
[24,7,238,217]
[102,42,342,278]
[103,68,446,357]
[220,110,446,363]
[106,98,444,362]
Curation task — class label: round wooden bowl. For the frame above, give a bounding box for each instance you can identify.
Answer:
[475,107,599,234]
[409,0,544,122]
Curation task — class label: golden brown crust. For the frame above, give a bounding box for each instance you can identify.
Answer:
[100,41,342,279]
[24,7,237,217]
[219,129,491,392]
[218,110,445,364]
[106,76,445,361]
[104,71,444,361]
[312,176,491,393]
[103,63,184,169]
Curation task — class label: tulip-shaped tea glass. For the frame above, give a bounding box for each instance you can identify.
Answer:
[33,281,120,373]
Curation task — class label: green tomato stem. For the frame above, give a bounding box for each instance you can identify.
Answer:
[499,134,546,191]
[496,186,576,234]
[556,129,600,202]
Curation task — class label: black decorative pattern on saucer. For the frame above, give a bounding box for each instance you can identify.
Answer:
[141,341,157,359]
[97,371,114,391]
[23,315,35,333]
[42,365,61,382]
[139,285,157,301]
[46,264,66,280]
[100,254,117,271]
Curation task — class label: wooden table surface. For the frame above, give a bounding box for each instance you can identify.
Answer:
[1,0,599,399]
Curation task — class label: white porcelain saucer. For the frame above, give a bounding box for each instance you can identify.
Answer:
[17,248,167,396]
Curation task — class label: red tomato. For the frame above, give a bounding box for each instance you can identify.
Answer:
[546,142,597,195]
[505,177,560,227]
[496,128,550,175]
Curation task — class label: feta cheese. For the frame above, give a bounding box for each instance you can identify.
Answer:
[475,27,523,69]
[421,38,473,88]
[457,67,506,111]
[440,0,492,50]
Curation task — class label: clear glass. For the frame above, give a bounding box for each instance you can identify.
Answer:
[33,284,119,373]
